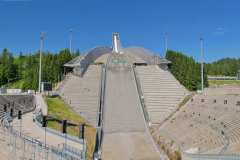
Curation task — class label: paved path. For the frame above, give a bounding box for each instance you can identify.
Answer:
[35,93,48,115]
[12,112,83,150]
[102,59,160,160]
[0,129,11,160]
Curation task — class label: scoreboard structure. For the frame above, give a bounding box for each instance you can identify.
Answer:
[41,82,52,92]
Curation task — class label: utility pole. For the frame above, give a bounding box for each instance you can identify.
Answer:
[164,32,168,58]
[200,37,204,93]
[69,28,73,54]
[39,32,45,93]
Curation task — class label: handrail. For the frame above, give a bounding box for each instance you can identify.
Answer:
[94,64,106,157]
[34,112,85,144]
[132,65,150,123]
[94,54,111,159]
[182,152,240,160]
[0,111,85,160]
[97,64,104,127]
[0,94,86,160]
[99,64,106,147]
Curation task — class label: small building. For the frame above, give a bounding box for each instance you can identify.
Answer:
[237,70,240,80]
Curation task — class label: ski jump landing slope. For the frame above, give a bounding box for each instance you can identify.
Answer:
[102,55,160,160]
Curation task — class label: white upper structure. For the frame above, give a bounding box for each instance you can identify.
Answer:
[112,32,121,54]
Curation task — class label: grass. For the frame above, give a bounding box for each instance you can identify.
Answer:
[44,96,97,160]
[209,80,240,86]
[5,79,24,89]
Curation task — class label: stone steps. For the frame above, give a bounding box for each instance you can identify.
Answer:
[136,65,188,124]
[60,65,101,127]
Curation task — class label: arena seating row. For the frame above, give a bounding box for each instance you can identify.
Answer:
[135,65,188,124]
[157,95,240,154]
[60,65,102,127]
[0,95,35,117]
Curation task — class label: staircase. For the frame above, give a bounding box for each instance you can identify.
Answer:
[135,65,188,124]
[60,65,102,127]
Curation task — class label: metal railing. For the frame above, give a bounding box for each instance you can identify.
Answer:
[0,111,86,160]
[34,112,85,145]
[132,65,150,123]
[182,153,240,160]
[94,63,107,158]
[97,64,105,127]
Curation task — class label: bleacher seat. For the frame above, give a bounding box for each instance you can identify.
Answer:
[60,65,101,127]
[136,65,188,124]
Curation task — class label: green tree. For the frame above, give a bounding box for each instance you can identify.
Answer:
[0,48,79,90]
[206,58,240,76]
[166,50,208,91]
[0,48,17,86]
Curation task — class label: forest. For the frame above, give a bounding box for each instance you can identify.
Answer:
[206,58,240,76]
[0,48,79,90]
[166,50,208,91]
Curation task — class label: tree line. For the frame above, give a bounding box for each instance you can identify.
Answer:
[166,50,208,91]
[1,48,239,91]
[206,58,240,76]
[0,48,80,90]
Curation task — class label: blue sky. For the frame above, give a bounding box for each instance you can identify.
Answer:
[0,0,239,62]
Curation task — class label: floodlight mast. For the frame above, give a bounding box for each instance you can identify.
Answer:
[38,32,45,93]
[164,32,168,57]
[200,37,204,93]
[69,28,73,54]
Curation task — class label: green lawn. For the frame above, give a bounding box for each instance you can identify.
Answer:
[5,79,24,89]
[209,80,240,86]
[44,96,96,160]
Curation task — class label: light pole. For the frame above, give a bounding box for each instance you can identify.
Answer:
[164,32,168,57]
[69,28,73,54]
[39,32,45,93]
[200,37,204,93]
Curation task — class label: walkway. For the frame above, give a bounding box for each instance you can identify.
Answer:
[12,112,83,150]
[35,93,48,115]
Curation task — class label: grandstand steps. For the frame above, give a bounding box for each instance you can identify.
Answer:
[148,108,176,112]
[143,90,185,93]
[60,65,101,127]
[155,93,240,155]
[135,65,188,124]
[145,99,181,103]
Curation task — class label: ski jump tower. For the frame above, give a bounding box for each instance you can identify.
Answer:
[112,32,122,54]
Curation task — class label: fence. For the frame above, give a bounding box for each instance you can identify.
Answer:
[34,111,86,145]
[182,153,240,160]
[0,112,86,160]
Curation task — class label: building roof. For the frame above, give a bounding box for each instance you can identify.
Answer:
[64,55,85,67]
[64,46,170,67]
